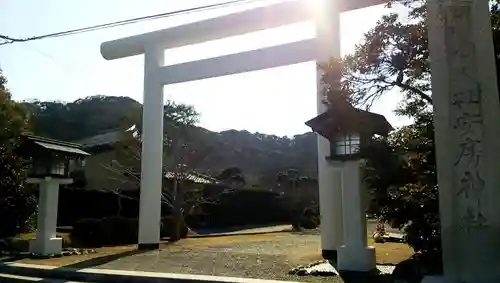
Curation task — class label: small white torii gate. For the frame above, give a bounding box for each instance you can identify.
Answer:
[100,0,385,272]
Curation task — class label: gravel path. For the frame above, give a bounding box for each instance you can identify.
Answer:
[90,229,406,283]
[94,233,338,282]
[7,222,404,282]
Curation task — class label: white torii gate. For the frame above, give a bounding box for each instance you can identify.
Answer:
[101,0,500,280]
[100,0,385,272]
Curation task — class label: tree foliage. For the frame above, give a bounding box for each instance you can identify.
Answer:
[341,0,500,261]
[23,96,199,142]
[275,169,319,230]
[341,0,500,112]
[364,113,440,258]
[0,70,37,239]
[341,0,431,113]
[102,105,236,241]
[216,167,246,189]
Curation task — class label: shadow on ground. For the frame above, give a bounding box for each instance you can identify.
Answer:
[0,248,148,270]
[191,223,289,235]
[339,272,398,283]
[336,255,442,283]
[61,249,148,270]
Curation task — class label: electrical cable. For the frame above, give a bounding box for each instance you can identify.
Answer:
[0,0,267,46]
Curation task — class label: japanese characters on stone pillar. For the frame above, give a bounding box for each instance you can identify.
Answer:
[452,84,487,234]
[426,0,500,282]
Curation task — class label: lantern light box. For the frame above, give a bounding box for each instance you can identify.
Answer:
[305,97,392,161]
[19,134,90,179]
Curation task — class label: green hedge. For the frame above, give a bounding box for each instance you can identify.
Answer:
[59,187,292,229]
[70,216,188,247]
[71,218,103,247]
[58,189,143,226]
[198,189,290,228]
[101,216,138,246]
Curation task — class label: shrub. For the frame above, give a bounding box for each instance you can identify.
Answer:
[160,216,188,240]
[363,116,442,261]
[299,209,319,229]
[0,237,29,252]
[57,189,141,227]
[61,235,72,248]
[101,216,138,246]
[71,216,185,247]
[70,218,104,247]
[201,189,289,228]
[0,75,37,239]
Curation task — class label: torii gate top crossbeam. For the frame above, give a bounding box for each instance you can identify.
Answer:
[101,0,308,60]
[101,0,386,61]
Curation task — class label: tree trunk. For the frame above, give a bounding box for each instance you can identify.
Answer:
[291,206,303,231]
[117,195,123,217]
[170,180,184,242]
[290,181,302,231]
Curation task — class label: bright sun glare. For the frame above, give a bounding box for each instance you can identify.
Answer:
[307,0,324,10]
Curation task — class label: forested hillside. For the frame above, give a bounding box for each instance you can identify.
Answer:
[22,95,318,183]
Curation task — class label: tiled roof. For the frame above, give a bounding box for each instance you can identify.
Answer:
[76,131,122,148]
[21,133,90,156]
[34,141,90,156]
[164,172,217,185]
[76,125,139,149]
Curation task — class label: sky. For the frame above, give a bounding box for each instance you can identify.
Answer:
[0,0,412,137]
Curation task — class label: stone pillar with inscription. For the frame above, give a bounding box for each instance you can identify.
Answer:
[425,0,500,282]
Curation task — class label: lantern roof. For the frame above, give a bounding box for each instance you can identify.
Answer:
[20,134,90,157]
[305,99,392,141]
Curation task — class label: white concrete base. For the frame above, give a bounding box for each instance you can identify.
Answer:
[28,237,62,255]
[28,177,67,256]
[337,245,376,272]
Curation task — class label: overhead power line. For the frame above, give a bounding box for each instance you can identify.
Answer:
[0,0,265,46]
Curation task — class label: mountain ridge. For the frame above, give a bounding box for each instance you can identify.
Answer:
[22,95,318,183]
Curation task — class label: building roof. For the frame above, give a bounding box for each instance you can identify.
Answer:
[164,172,218,185]
[76,131,123,148]
[21,133,90,156]
[76,125,138,149]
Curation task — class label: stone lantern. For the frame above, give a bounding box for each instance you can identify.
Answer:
[19,134,90,255]
[305,97,392,272]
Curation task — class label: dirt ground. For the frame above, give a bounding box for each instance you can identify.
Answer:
[5,231,412,283]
